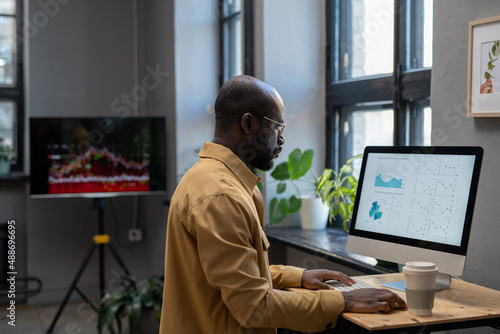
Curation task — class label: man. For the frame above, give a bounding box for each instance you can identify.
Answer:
[160,75,406,333]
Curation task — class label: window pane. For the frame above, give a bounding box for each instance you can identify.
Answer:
[223,0,241,17]
[422,0,433,68]
[350,109,394,155]
[342,108,394,174]
[222,16,242,82]
[410,101,432,146]
[0,100,16,158]
[407,0,433,69]
[422,107,431,145]
[0,16,16,86]
[0,0,15,15]
[340,0,394,80]
[228,18,242,79]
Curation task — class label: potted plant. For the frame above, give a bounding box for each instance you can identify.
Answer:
[268,148,361,231]
[98,274,163,334]
[0,138,14,175]
[319,154,363,232]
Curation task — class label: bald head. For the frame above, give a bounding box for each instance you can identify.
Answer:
[212,75,285,171]
[214,75,282,131]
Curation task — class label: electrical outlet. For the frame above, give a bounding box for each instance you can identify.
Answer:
[129,229,142,242]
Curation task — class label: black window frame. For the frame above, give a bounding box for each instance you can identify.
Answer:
[0,0,24,172]
[326,0,432,170]
[218,0,254,87]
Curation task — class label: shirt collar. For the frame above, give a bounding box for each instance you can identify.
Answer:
[198,142,261,194]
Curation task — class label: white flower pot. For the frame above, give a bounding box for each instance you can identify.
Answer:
[299,197,329,230]
[0,159,11,175]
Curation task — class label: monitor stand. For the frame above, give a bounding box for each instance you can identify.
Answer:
[435,272,452,291]
[382,272,452,291]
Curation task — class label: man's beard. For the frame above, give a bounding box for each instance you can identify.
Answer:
[237,136,278,171]
[250,146,276,171]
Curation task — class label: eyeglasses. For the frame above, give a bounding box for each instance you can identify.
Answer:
[250,112,287,137]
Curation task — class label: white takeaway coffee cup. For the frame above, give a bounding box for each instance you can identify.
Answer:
[403,261,439,316]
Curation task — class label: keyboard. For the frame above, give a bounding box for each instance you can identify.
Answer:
[325,279,376,291]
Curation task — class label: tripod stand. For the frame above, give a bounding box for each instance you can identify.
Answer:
[47,198,132,334]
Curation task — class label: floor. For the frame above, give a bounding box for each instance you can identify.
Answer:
[0,299,116,334]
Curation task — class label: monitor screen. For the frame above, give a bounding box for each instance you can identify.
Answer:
[346,146,483,276]
[30,117,167,198]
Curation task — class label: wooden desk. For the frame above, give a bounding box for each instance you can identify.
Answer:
[333,273,500,333]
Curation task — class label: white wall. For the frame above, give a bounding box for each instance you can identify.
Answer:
[174,0,219,180]
[432,0,500,300]
[255,0,326,226]
[141,0,176,198]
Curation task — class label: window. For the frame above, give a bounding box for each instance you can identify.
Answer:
[0,0,24,172]
[327,0,433,169]
[219,0,254,86]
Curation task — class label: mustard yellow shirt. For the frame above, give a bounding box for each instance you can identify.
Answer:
[160,142,345,333]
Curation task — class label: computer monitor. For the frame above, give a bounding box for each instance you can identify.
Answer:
[346,146,483,285]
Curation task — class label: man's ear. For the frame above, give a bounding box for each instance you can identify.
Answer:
[240,113,255,135]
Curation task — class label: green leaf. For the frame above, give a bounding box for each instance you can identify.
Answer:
[345,175,356,186]
[287,196,302,214]
[276,182,286,194]
[288,149,313,180]
[485,71,492,79]
[489,52,493,61]
[114,315,122,334]
[153,299,162,320]
[338,201,348,220]
[269,198,287,225]
[339,186,351,195]
[141,290,153,308]
[343,220,350,233]
[319,179,334,202]
[316,169,333,193]
[346,153,363,164]
[128,294,142,334]
[98,306,106,334]
[347,202,355,213]
[106,299,124,334]
[326,189,336,205]
[257,181,263,192]
[339,163,353,176]
[488,61,494,71]
[270,162,289,180]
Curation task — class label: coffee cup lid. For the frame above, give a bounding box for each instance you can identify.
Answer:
[403,261,438,273]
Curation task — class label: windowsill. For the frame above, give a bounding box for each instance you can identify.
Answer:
[0,171,30,180]
[264,225,397,275]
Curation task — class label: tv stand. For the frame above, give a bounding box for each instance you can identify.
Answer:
[47,197,132,334]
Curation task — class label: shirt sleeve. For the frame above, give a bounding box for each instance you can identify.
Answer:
[192,194,345,332]
[249,288,345,332]
[270,265,305,289]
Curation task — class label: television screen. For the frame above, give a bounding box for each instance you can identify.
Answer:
[30,117,166,198]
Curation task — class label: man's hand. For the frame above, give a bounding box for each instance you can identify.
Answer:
[342,288,407,313]
[301,269,356,290]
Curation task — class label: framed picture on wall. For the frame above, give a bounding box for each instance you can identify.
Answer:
[467,15,500,117]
